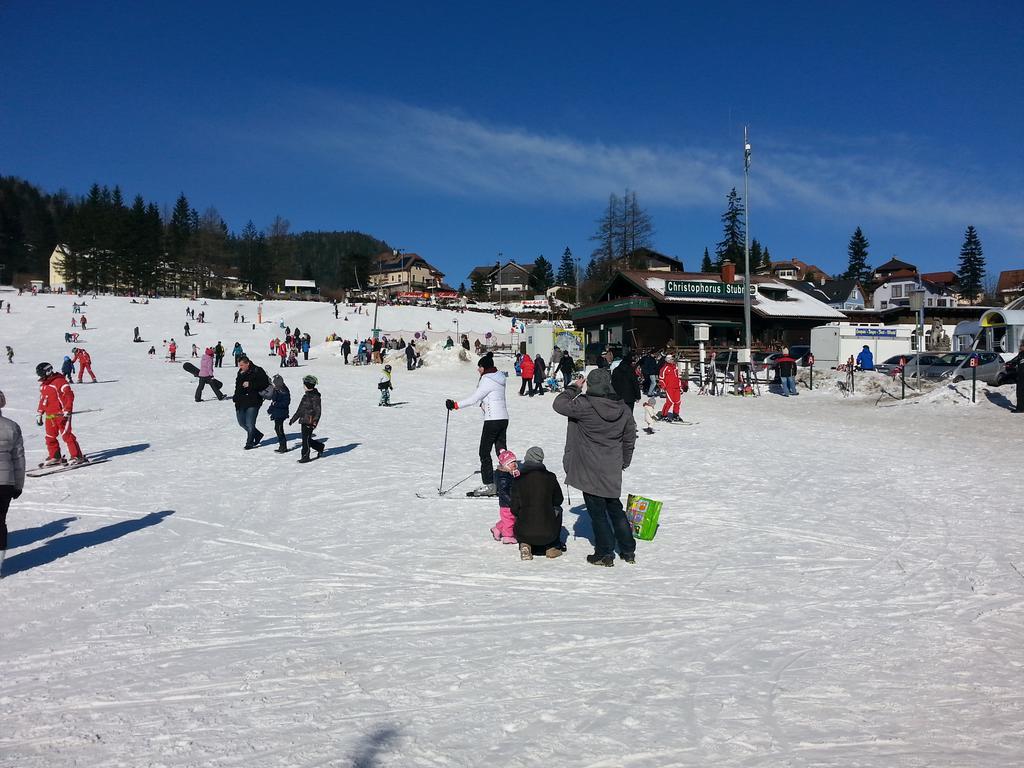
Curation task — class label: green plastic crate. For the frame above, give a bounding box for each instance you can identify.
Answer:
[626,494,661,541]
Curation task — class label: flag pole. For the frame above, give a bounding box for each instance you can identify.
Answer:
[742,126,753,358]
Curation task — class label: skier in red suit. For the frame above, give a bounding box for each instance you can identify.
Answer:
[71,347,97,383]
[658,354,682,422]
[36,362,86,466]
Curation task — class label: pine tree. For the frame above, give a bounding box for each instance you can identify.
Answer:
[700,247,714,273]
[622,189,655,264]
[957,225,985,304]
[761,246,772,272]
[715,188,745,268]
[749,239,763,273]
[458,281,466,294]
[556,246,575,285]
[844,226,871,283]
[530,254,555,293]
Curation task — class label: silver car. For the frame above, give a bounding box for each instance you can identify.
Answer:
[944,351,1006,385]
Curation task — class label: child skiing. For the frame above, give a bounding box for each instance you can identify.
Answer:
[658,354,682,422]
[36,362,86,466]
[490,449,520,544]
[510,446,565,560]
[267,374,291,453]
[289,375,324,463]
[168,339,177,362]
[378,364,394,406]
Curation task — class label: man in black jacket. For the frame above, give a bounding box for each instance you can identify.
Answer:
[639,351,660,396]
[611,351,642,412]
[232,356,271,449]
[511,446,564,560]
[557,351,575,390]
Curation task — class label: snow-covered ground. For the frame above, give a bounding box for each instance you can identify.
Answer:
[0,292,1021,767]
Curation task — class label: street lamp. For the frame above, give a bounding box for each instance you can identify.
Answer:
[908,283,926,380]
[741,126,753,368]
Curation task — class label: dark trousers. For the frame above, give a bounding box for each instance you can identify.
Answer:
[273,419,287,449]
[301,424,324,459]
[195,376,223,401]
[215,355,223,367]
[0,486,13,550]
[479,418,508,485]
[533,373,545,394]
[343,352,349,364]
[235,406,261,446]
[583,492,636,558]
[519,377,534,396]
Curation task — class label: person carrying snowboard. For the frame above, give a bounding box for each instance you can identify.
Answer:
[36,362,86,466]
[71,347,97,383]
[195,348,225,402]
[289,375,324,463]
[445,353,509,497]
[378,364,394,406]
[267,374,291,452]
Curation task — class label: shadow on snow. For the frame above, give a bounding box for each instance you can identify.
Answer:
[1,510,174,577]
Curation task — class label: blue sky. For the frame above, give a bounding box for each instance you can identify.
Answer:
[2,1,1021,285]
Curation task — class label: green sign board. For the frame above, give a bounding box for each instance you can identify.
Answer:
[665,280,749,300]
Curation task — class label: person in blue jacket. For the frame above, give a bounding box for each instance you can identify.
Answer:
[61,355,75,382]
[301,335,311,361]
[267,374,291,453]
[856,345,874,371]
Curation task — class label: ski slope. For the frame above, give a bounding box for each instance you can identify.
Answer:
[0,291,1022,767]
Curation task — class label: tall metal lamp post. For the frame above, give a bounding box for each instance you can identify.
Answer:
[908,283,926,380]
[740,126,753,368]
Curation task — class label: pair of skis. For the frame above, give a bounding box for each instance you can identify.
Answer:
[26,456,110,478]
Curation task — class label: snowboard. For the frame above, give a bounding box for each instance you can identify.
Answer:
[27,458,110,478]
[183,362,223,390]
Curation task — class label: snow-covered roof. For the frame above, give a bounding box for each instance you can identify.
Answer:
[640,275,845,318]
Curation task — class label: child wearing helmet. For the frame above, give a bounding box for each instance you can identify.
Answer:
[35,362,86,466]
[378,364,394,407]
[289,375,323,463]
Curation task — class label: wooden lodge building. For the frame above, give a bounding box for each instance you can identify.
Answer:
[571,262,847,360]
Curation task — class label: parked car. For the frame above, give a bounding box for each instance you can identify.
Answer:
[902,353,966,380]
[875,354,914,376]
[945,351,1006,385]
[996,357,1018,386]
[788,345,812,366]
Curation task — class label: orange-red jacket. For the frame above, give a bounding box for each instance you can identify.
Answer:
[658,362,681,393]
[72,348,91,367]
[38,373,75,416]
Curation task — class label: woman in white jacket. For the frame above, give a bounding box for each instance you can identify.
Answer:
[446,353,509,496]
[0,390,26,572]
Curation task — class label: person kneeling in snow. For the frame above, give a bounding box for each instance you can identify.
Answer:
[511,446,565,560]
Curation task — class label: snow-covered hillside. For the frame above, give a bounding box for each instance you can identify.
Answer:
[0,291,1021,767]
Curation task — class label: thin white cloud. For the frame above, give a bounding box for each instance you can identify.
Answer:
[269,92,1024,240]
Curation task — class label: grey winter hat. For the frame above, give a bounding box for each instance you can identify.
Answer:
[524,446,544,464]
[586,368,615,397]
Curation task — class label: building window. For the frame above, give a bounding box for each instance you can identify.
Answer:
[881,301,888,309]
[891,284,904,298]
[926,298,934,307]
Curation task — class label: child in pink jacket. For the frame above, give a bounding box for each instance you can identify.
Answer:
[490,449,519,544]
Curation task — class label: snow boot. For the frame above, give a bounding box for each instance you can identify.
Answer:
[67,456,89,466]
[467,483,497,497]
[490,526,502,542]
[519,543,533,560]
[298,456,312,464]
[586,553,615,567]
[501,535,517,545]
[620,552,636,564]
[545,547,563,559]
[39,457,65,468]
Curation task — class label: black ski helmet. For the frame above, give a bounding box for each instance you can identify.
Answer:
[36,362,53,379]
[384,364,392,372]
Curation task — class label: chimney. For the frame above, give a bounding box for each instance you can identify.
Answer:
[721,260,736,284]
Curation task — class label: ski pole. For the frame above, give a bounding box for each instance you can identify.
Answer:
[439,408,451,493]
